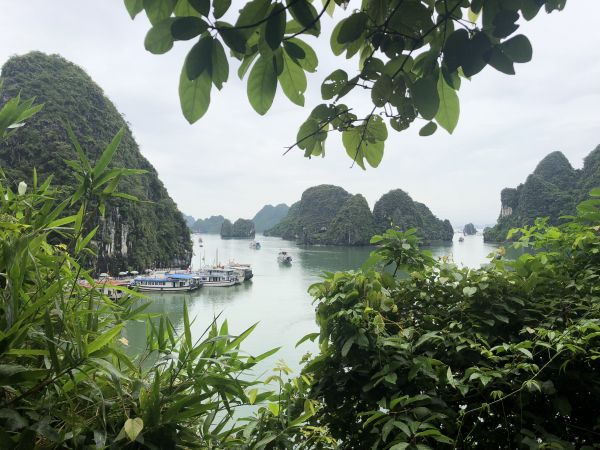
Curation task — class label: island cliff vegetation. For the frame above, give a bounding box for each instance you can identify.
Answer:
[267,185,452,245]
[485,147,600,242]
[0,52,192,273]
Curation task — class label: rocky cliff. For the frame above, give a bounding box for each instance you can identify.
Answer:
[0,52,192,273]
[221,218,255,238]
[267,185,452,244]
[252,203,289,233]
[463,223,477,235]
[373,190,453,241]
[484,148,600,242]
[191,215,225,233]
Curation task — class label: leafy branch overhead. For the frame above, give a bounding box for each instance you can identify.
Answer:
[125,0,566,168]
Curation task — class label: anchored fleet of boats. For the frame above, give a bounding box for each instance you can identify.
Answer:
[90,237,295,294]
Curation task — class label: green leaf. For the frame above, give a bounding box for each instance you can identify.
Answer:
[411,76,439,120]
[143,0,176,25]
[211,39,229,89]
[93,128,125,179]
[188,0,210,15]
[237,0,270,27]
[488,46,515,75]
[419,121,437,136]
[435,74,459,133]
[342,116,387,169]
[247,55,277,115]
[179,67,212,123]
[185,36,213,80]
[144,18,176,54]
[171,16,208,40]
[287,0,320,34]
[501,34,533,63]
[123,417,144,441]
[284,38,318,72]
[213,0,231,19]
[337,12,367,44]
[371,74,393,107]
[216,21,247,54]
[279,50,307,106]
[87,324,124,355]
[341,337,355,357]
[265,3,286,50]
[124,0,144,19]
[321,69,348,100]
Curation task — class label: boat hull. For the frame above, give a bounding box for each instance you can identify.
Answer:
[135,285,199,292]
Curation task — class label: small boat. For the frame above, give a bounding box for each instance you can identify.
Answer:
[249,241,261,249]
[195,268,240,287]
[130,273,201,292]
[277,251,292,264]
[458,236,465,242]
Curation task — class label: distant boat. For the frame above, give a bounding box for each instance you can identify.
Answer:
[277,251,292,264]
[249,241,261,249]
[198,236,203,247]
[195,268,240,287]
[458,236,465,242]
[130,274,201,292]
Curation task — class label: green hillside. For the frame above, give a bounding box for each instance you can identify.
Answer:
[484,147,600,242]
[0,52,192,273]
[252,203,289,233]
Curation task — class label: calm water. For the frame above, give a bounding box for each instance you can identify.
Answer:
[123,233,498,371]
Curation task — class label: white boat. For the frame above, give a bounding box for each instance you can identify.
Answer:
[130,273,201,292]
[249,241,261,249]
[195,268,240,287]
[227,261,253,280]
[277,251,292,264]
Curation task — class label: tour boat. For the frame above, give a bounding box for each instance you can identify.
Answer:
[277,251,292,264]
[227,261,254,280]
[130,273,201,292]
[195,268,240,287]
[458,236,465,242]
[249,241,261,249]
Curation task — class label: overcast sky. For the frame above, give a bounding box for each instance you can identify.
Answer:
[1,1,598,226]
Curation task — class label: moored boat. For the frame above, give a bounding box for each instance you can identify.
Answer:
[249,241,261,249]
[227,261,253,281]
[277,251,292,264]
[195,268,240,287]
[130,273,201,292]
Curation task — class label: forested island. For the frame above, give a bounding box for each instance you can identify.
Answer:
[220,218,255,238]
[266,185,452,245]
[0,52,192,273]
[484,147,600,241]
[463,223,477,235]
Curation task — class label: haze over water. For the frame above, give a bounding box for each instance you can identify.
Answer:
[124,233,498,371]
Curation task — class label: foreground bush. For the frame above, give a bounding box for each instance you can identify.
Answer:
[304,204,600,449]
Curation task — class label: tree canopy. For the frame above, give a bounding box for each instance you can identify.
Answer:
[124,0,567,169]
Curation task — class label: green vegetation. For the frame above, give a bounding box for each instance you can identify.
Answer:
[253,203,290,233]
[125,0,566,168]
[268,185,452,244]
[463,222,477,235]
[191,214,226,233]
[484,147,600,242]
[221,218,256,238]
[373,189,453,241]
[0,52,192,273]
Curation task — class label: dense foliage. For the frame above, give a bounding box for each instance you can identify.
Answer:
[0,52,192,273]
[221,218,256,238]
[325,194,376,245]
[124,0,566,168]
[373,189,453,241]
[484,147,600,242]
[463,222,476,235]
[302,195,600,448]
[0,98,334,449]
[253,203,290,233]
[191,214,226,233]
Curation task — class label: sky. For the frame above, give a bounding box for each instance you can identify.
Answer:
[0,1,599,227]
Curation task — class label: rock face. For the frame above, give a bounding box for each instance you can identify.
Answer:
[484,147,600,242]
[191,215,225,233]
[252,203,289,233]
[0,52,192,273]
[221,218,255,238]
[183,214,196,228]
[373,190,453,241]
[267,185,452,244]
[463,223,477,235]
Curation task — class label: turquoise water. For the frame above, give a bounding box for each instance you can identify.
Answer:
[123,233,498,371]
